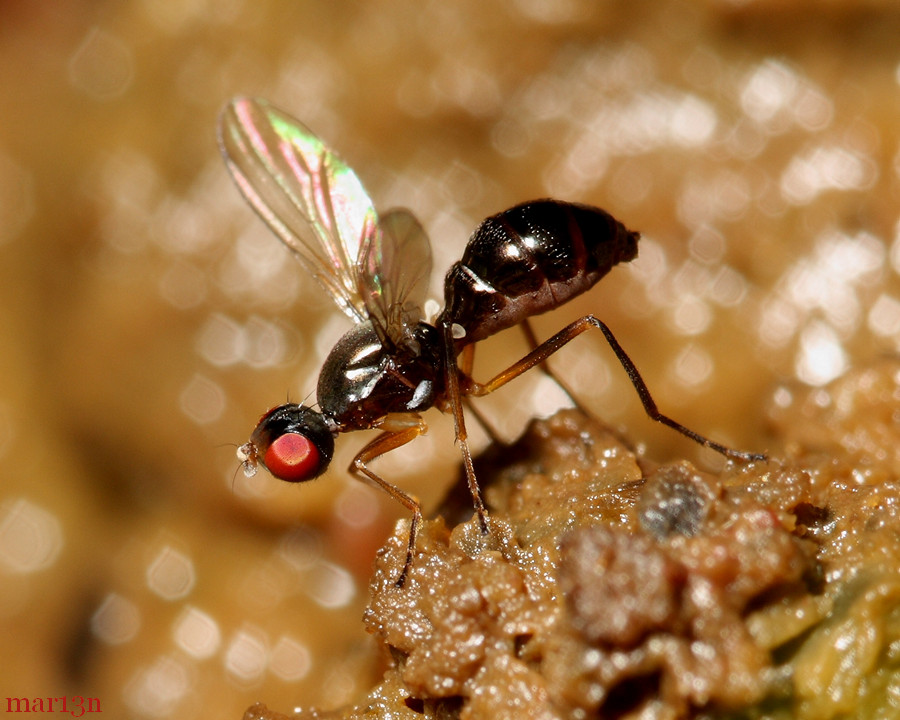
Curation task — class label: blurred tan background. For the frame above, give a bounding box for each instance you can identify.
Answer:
[1,0,899,717]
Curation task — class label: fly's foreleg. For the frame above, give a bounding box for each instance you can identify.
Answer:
[350,420,427,587]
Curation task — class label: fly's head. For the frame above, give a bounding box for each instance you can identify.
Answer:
[237,404,336,483]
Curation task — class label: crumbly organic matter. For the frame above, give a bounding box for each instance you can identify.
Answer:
[247,360,900,720]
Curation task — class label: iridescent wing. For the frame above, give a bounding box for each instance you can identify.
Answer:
[218,97,376,323]
[359,209,433,345]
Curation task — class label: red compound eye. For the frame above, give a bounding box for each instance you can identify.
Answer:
[263,433,322,482]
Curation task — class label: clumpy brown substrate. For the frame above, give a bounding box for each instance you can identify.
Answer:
[247,359,900,720]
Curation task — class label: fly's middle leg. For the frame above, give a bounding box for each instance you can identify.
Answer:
[440,322,491,535]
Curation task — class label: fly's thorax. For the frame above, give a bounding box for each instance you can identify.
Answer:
[317,320,444,429]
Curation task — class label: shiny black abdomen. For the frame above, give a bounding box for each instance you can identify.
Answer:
[439,200,640,345]
[317,321,444,429]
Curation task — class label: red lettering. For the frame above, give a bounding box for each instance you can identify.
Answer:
[7,697,31,712]
[4,694,101,714]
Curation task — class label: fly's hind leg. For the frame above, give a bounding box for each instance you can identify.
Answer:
[520,318,639,452]
[350,418,427,587]
[457,321,587,444]
[520,318,586,413]
[468,315,766,463]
